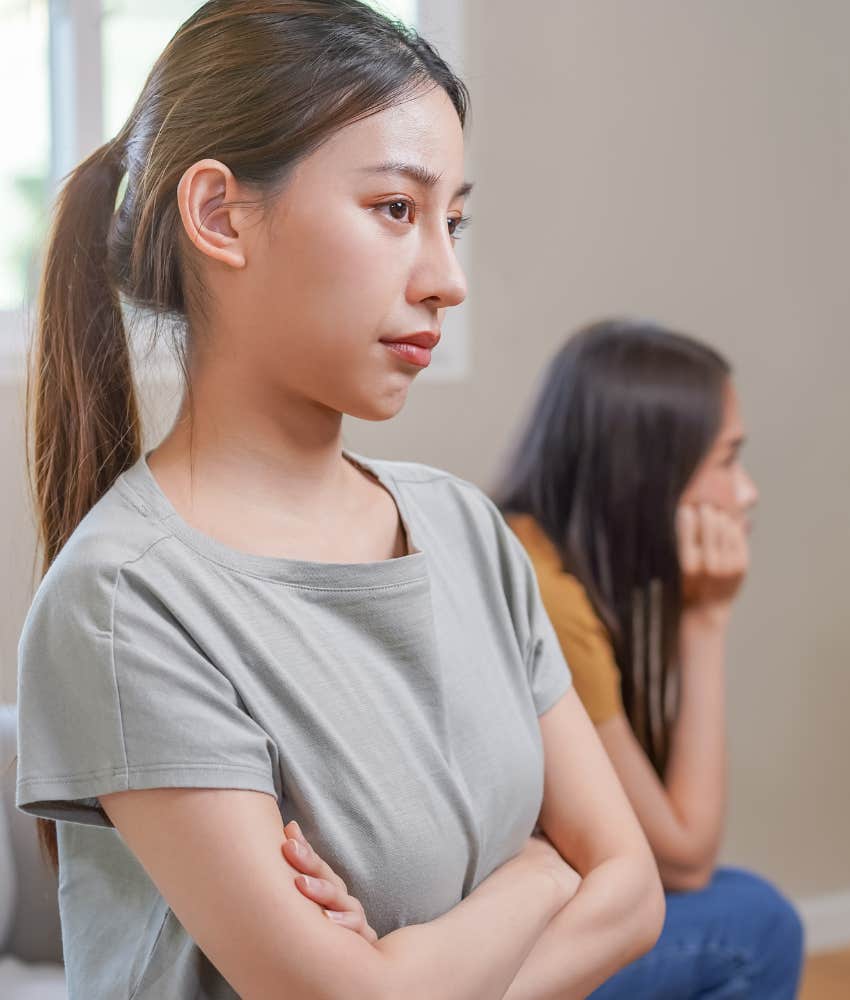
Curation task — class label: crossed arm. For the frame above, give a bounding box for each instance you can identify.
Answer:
[100,687,664,1000]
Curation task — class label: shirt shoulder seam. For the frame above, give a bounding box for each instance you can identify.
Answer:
[108,535,175,783]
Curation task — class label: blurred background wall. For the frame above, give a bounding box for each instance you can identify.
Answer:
[2,0,848,943]
[349,0,850,919]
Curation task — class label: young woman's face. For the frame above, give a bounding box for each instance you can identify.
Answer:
[680,380,759,530]
[227,85,469,422]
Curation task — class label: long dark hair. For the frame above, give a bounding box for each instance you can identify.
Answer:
[493,319,731,775]
[25,0,468,873]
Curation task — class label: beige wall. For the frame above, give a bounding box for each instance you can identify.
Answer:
[2,379,36,706]
[3,1,848,902]
[353,0,850,901]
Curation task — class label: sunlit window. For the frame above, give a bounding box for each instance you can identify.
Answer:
[0,0,50,312]
[102,0,419,142]
[101,0,202,141]
[0,0,429,361]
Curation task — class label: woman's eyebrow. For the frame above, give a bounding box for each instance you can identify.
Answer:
[358,160,474,199]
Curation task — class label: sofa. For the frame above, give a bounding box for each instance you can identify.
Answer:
[0,703,67,999]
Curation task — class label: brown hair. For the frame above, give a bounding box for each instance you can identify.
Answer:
[25,0,468,872]
[494,320,730,776]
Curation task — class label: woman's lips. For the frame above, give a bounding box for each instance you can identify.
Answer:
[381,341,432,368]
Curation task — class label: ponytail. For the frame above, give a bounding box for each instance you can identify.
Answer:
[26,140,141,871]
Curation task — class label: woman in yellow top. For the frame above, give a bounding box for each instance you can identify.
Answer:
[496,319,804,999]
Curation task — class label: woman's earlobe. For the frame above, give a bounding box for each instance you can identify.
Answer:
[177,158,247,269]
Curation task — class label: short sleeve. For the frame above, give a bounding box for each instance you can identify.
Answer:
[524,599,575,716]
[533,569,623,725]
[493,514,573,717]
[16,555,278,828]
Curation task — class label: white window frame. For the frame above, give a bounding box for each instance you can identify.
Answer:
[0,0,470,382]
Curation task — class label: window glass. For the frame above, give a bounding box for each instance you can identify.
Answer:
[0,0,50,310]
[102,0,418,141]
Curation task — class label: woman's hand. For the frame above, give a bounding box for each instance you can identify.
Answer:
[281,820,378,944]
[677,503,750,624]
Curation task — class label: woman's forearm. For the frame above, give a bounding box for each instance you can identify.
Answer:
[662,611,728,882]
[374,856,570,1000]
[500,854,665,1000]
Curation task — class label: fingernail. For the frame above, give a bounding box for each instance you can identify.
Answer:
[288,839,303,857]
[324,909,346,922]
[301,875,319,890]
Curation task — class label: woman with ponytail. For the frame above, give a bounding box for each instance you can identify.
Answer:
[495,319,804,998]
[15,4,663,997]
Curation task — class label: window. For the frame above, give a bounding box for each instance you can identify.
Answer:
[1,0,468,381]
[101,1,418,143]
[101,1,203,141]
[0,0,49,361]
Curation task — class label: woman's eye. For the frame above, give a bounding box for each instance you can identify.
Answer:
[448,215,471,240]
[377,202,470,239]
[383,200,413,223]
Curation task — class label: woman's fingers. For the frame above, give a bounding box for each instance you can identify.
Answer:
[676,505,701,576]
[280,821,380,943]
[699,504,723,575]
[293,873,349,910]
[722,513,750,577]
[322,908,379,942]
[706,507,748,577]
[287,819,309,849]
[293,872,377,941]
[679,503,750,611]
[282,821,347,895]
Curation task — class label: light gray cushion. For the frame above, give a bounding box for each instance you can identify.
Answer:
[0,704,63,965]
[0,955,66,1000]
[0,712,15,948]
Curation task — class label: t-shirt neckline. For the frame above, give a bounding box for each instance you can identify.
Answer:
[118,447,427,588]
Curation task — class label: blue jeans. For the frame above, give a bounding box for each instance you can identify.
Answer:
[589,867,805,999]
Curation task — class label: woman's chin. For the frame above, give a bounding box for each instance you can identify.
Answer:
[347,385,412,422]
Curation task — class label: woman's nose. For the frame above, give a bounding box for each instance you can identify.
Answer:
[409,228,467,309]
[738,467,759,510]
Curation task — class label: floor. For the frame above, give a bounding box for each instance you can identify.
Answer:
[800,948,850,999]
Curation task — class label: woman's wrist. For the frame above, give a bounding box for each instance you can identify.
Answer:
[679,604,731,677]
[681,601,733,635]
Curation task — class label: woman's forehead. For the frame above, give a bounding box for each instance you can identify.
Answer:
[306,88,465,183]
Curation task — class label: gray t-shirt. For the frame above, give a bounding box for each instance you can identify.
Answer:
[16,450,572,1000]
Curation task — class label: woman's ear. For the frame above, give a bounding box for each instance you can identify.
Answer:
[177,158,249,269]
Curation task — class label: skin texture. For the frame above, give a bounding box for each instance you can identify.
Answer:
[100,87,664,999]
[595,380,760,891]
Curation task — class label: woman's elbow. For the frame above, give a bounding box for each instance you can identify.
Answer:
[637,867,666,954]
[657,841,719,893]
[660,863,714,894]
[247,945,395,1000]
[606,852,666,965]
[633,860,667,958]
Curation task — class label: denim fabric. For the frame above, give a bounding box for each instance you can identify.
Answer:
[590,867,805,999]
